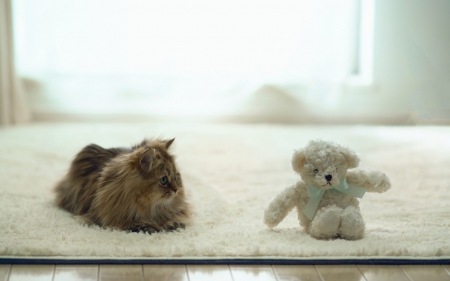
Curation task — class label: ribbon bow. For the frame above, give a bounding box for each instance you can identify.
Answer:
[303,178,366,220]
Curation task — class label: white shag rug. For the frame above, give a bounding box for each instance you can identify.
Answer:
[0,123,449,261]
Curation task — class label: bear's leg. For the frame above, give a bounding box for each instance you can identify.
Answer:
[338,206,365,240]
[308,205,343,239]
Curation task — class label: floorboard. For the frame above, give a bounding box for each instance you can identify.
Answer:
[400,265,450,281]
[143,265,188,281]
[442,265,450,276]
[2,264,450,281]
[229,265,278,281]
[273,265,321,281]
[187,265,233,281]
[99,265,142,281]
[315,265,365,281]
[0,265,11,281]
[53,265,98,281]
[358,265,408,281]
[8,265,54,281]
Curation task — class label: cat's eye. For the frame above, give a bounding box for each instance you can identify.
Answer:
[160,176,168,185]
[313,169,319,173]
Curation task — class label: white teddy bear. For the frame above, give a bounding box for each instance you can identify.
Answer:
[263,140,391,240]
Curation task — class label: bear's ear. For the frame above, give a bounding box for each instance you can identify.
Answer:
[291,149,306,173]
[340,146,360,168]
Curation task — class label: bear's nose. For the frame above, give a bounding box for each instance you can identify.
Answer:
[325,174,332,181]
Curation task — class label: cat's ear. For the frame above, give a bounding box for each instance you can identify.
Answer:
[140,150,153,172]
[164,138,175,149]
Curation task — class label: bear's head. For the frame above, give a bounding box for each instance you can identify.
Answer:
[291,140,360,189]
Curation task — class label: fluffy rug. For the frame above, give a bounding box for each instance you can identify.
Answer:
[0,123,449,262]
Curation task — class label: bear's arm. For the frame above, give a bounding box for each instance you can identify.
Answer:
[263,181,306,228]
[346,168,391,193]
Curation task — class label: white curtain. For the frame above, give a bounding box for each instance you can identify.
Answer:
[12,0,358,119]
[0,0,30,125]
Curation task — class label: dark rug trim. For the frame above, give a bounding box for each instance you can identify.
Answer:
[1,258,449,265]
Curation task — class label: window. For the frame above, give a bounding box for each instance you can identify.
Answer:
[13,0,367,118]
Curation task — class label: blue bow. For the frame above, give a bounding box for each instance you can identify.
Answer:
[303,178,366,220]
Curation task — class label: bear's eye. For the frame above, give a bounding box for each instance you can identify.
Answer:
[313,169,319,173]
[160,176,168,185]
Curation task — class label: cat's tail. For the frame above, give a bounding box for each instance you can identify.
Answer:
[54,177,71,210]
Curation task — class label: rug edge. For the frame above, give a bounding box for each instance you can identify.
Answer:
[1,256,449,265]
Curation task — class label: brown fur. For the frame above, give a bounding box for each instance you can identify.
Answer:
[55,139,191,233]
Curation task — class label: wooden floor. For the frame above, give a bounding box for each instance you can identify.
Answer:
[1,264,449,281]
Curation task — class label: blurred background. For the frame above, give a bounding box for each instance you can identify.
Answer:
[1,0,449,125]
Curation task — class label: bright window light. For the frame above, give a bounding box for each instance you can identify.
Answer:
[13,0,364,117]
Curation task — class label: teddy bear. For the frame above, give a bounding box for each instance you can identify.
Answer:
[263,140,391,240]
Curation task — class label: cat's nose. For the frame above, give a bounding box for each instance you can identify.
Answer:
[325,174,332,181]
[171,187,178,193]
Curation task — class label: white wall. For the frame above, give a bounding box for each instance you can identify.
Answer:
[371,0,450,123]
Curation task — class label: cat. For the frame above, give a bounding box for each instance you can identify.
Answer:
[54,138,190,233]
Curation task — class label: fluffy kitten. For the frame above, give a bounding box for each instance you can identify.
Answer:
[55,138,190,233]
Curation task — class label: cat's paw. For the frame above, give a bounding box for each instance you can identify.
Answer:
[131,225,161,234]
[166,222,186,231]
